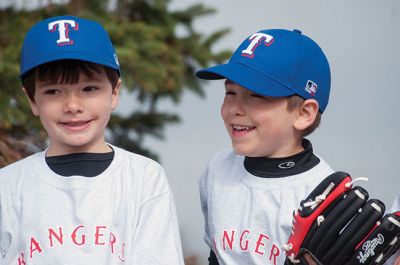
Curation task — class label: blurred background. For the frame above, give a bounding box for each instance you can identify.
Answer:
[1,0,399,264]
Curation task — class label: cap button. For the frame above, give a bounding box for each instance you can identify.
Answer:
[293,29,302,34]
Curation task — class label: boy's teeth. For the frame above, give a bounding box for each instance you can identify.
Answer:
[233,125,253,130]
[66,121,86,126]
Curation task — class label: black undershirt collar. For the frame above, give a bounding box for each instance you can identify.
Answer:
[45,150,114,177]
[244,139,320,178]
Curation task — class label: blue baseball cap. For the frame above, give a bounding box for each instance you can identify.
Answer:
[196,29,331,113]
[20,15,120,77]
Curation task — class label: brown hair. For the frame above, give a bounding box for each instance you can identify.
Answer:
[286,95,321,137]
[22,60,120,102]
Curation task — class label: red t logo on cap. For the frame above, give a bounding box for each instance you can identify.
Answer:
[241,32,274,58]
[48,19,79,46]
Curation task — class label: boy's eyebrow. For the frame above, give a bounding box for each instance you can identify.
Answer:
[80,76,103,83]
[38,75,104,86]
[36,80,57,87]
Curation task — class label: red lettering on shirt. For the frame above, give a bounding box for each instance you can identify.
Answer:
[95,225,107,245]
[222,230,235,250]
[110,232,117,253]
[17,252,26,265]
[71,225,86,245]
[17,224,126,263]
[29,237,42,258]
[119,242,125,262]
[48,227,64,247]
[239,229,250,251]
[269,243,281,265]
[213,229,283,262]
[254,233,269,255]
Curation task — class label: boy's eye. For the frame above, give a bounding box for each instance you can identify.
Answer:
[83,86,98,92]
[225,90,236,95]
[44,89,60,95]
[251,93,265,99]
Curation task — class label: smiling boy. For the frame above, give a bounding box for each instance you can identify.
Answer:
[0,15,184,265]
[196,29,333,265]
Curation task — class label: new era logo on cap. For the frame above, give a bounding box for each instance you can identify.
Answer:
[20,15,120,77]
[196,29,331,113]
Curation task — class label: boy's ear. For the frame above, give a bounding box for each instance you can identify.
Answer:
[22,87,39,116]
[111,78,122,110]
[293,99,319,131]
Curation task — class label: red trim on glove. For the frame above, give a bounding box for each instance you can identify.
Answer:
[285,175,352,257]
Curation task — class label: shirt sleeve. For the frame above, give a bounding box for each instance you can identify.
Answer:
[0,184,12,262]
[0,199,4,262]
[130,163,184,265]
[199,164,213,250]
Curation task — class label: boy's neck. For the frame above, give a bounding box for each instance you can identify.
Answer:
[244,139,319,178]
[45,148,115,177]
[46,142,112,157]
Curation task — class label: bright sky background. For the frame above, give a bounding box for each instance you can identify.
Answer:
[118,0,399,263]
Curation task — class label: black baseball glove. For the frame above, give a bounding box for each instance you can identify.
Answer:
[283,171,400,265]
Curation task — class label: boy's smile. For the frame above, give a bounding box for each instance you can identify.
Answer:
[27,68,120,156]
[59,119,92,132]
[231,124,256,136]
[221,80,303,158]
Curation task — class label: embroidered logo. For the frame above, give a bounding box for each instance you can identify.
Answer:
[241,32,274,58]
[305,80,317,96]
[278,161,295,169]
[48,19,79,46]
[357,233,384,263]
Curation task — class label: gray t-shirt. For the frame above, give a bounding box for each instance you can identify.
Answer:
[0,145,184,265]
[199,149,333,265]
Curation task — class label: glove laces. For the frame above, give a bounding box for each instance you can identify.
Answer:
[303,183,335,210]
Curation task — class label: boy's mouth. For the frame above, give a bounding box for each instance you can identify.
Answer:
[232,124,255,132]
[61,121,89,126]
[60,120,91,131]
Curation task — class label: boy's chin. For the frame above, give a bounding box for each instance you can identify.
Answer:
[232,146,259,157]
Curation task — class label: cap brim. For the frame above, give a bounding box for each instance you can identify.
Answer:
[196,62,295,97]
[20,51,120,77]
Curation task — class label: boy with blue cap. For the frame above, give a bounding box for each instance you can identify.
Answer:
[196,29,334,265]
[0,15,184,264]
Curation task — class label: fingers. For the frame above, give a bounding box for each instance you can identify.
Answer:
[304,253,318,265]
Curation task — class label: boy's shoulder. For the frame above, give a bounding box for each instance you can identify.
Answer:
[112,145,172,198]
[0,151,43,184]
[112,145,161,165]
[210,148,238,162]
[0,146,164,182]
[111,145,169,187]
[206,149,242,171]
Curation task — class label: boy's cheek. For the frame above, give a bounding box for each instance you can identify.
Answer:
[22,87,39,116]
[28,98,40,116]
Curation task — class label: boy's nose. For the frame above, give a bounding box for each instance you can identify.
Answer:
[63,93,83,113]
[230,98,246,116]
